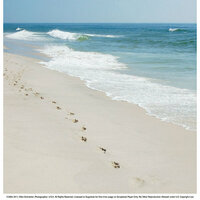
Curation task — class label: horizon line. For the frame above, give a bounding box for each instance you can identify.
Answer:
[3,22,197,24]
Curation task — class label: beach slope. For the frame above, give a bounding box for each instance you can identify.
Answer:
[3,52,196,193]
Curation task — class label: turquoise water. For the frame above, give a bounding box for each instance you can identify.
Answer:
[4,23,196,130]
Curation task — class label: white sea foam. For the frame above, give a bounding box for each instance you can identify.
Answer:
[47,29,81,40]
[16,27,23,31]
[39,45,126,70]
[39,45,196,130]
[169,28,181,32]
[84,33,119,38]
[47,29,119,40]
[6,30,47,41]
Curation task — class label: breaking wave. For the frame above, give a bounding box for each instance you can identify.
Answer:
[84,33,120,38]
[47,29,119,41]
[47,29,84,41]
[6,29,47,41]
[169,28,184,32]
[16,27,23,31]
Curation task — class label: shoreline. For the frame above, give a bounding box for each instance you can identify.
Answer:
[37,48,196,132]
[4,52,196,193]
[4,39,196,131]
[11,47,196,132]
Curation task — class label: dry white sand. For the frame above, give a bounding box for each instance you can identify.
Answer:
[3,52,196,193]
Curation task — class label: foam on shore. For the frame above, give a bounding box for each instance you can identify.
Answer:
[39,45,196,130]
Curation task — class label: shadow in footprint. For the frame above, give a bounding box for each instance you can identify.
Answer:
[132,177,145,188]
[82,126,86,131]
[112,161,120,169]
[72,119,78,123]
[81,136,87,142]
[34,92,40,96]
[99,147,106,154]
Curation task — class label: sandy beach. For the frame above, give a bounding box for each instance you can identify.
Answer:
[3,52,196,193]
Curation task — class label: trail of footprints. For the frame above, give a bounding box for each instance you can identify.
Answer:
[4,68,121,169]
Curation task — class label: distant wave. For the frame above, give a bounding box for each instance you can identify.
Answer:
[16,27,23,31]
[6,29,47,41]
[169,28,184,32]
[47,29,119,41]
[84,33,120,38]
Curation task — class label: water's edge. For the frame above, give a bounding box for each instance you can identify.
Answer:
[4,47,195,132]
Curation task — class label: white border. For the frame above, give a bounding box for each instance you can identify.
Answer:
[1,0,4,198]
[1,0,199,199]
[196,0,199,197]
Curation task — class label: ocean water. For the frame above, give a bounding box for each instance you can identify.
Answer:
[4,23,197,130]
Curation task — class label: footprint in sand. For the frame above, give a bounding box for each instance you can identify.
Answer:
[25,94,28,96]
[132,177,145,188]
[72,119,78,123]
[81,136,87,142]
[99,147,106,153]
[56,106,61,110]
[52,101,56,104]
[82,126,86,131]
[112,161,120,169]
[34,92,40,96]
[40,96,44,100]
[69,112,75,115]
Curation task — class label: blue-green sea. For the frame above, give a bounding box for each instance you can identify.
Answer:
[4,23,197,130]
